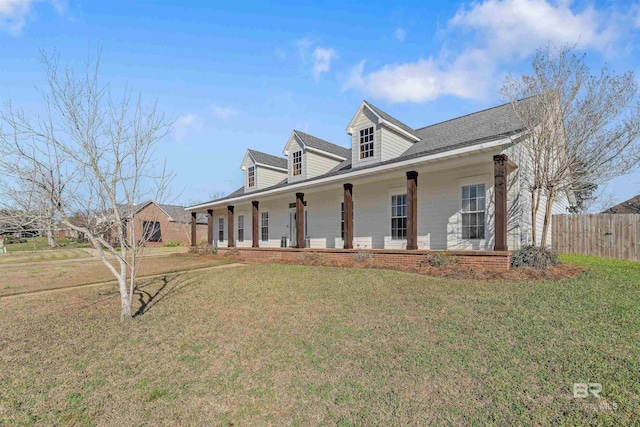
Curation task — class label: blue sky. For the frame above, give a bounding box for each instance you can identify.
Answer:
[1,0,639,209]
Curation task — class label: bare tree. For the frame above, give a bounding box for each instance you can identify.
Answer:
[0,48,173,322]
[502,44,640,245]
[0,136,64,248]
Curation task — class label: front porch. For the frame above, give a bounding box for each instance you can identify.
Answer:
[189,153,516,253]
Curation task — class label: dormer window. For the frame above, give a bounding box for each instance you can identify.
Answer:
[248,166,255,187]
[359,127,374,159]
[293,151,302,176]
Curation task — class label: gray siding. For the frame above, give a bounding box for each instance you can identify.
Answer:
[351,108,382,167]
[306,150,342,179]
[380,127,414,161]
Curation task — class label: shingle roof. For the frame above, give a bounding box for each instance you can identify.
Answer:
[363,101,420,139]
[188,100,529,208]
[119,202,207,223]
[404,100,526,157]
[248,149,287,170]
[602,195,640,214]
[294,130,351,159]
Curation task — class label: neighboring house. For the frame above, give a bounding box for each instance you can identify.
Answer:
[117,201,207,246]
[186,100,570,251]
[602,195,640,214]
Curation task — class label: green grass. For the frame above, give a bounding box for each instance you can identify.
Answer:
[0,248,92,265]
[0,255,638,425]
[3,237,89,253]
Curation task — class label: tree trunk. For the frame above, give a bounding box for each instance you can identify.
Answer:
[531,189,541,246]
[46,227,58,248]
[541,190,556,247]
[118,258,132,322]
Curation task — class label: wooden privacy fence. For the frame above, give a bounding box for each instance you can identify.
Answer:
[552,214,640,261]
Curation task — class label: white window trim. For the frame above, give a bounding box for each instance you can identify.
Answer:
[358,126,375,160]
[458,175,491,243]
[237,212,245,242]
[387,187,407,242]
[247,166,255,188]
[217,217,225,243]
[260,210,269,242]
[292,150,303,176]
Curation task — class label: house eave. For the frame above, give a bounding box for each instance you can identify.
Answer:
[186,133,523,212]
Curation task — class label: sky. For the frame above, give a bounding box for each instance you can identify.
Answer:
[1,0,640,209]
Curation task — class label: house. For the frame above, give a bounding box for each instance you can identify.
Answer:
[185,100,569,256]
[117,201,208,246]
[602,195,640,214]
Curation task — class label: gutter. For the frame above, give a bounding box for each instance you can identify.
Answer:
[186,133,523,211]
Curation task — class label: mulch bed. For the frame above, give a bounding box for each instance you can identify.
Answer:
[173,252,585,282]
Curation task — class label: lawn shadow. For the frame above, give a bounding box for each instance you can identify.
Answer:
[132,272,198,317]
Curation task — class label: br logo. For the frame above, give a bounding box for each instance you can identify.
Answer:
[573,383,602,398]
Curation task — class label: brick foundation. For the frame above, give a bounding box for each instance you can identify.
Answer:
[216,247,511,270]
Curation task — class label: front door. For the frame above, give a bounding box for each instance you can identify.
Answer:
[289,208,296,247]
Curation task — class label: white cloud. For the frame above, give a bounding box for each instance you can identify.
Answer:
[312,47,337,81]
[344,0,626,104]
[450,0,618,58]
[0,0,65,36]
[172,114,202,144]
[394,27,406,42]
[210,104,238,120]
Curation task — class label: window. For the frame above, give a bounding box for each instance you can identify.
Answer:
[359,126,374,159]
[292,151,302,176]
[142,221,161,242]
[248,166,255,187]
[341,202,354,240]
[218,217,224,241]
[261,211,269,242]
[461,184,486,239]
[391,194,407,240]
[237,215,244,242]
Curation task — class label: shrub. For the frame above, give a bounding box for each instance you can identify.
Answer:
[225,248,240,256]
[420,253,459,268]
[164,240,182,247]
[299,252,323,263]
[353,251,375,263]
[510,245,559,269]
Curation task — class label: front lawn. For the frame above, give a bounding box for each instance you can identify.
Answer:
[0,255,232,297]
[0,255,637,425]
[3,237,89,253]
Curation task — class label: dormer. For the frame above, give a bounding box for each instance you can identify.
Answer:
[283,131,350,183]
[241,149,288,192]
[346,100,421,167]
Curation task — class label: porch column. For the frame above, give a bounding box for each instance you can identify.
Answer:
[406,171,418,250]
[494,154,508,251]
[227,205,235,248]
[207,209,214,245]
[190,212,197,247]
[296,192,305,248]
[252,201,259,248]
[343,183,353,249]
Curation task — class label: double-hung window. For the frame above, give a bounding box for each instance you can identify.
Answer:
[248,166,255,188]
[461,184,486,239]
[237,215,244,242]
[292,151,302,176]
[391,194,407,240]
[261,212,269,242]
[359,126,374,159]
[218,217,224,242]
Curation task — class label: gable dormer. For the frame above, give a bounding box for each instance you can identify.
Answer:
[241,149,287,192]
[346,101,421,167]
[283,131,349,183]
